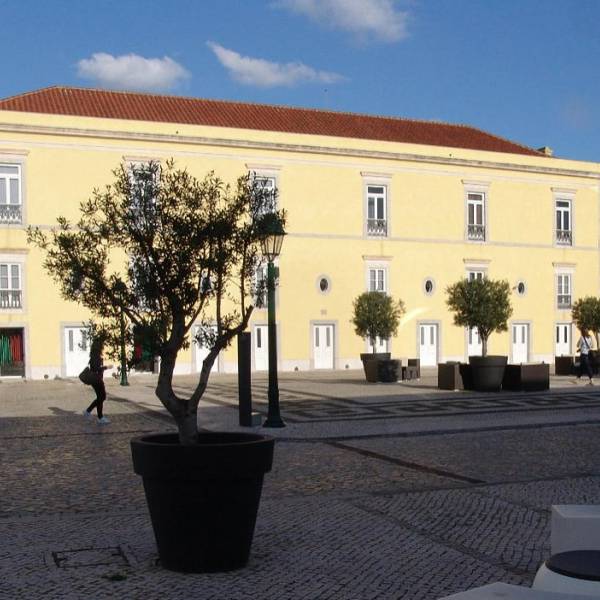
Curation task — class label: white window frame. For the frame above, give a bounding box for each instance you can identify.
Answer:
[466,192,485,241]
[367,267,387,292]
[463,180,489,243]
[0,255,24,311]
[553,188,575,247]
[366,185,387,237]
[253,175,277,215]
[125,159,161,222]
[0,162,23,225]
[253,262,268,309]
[467,269,486,281]
[556,272,572,309]
[362,173,391,238]
[247,166,280,216]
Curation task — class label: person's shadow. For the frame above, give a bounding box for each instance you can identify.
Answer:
[47,407,80,416]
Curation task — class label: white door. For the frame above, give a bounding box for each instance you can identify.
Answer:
[419,324,438,367]
[253,325,269,371]
[313,324,334,369]
[367,336,388,354]
[194,325,219,373]
[64,326,90,376]
[555,323,572,356]
[512,324,529,363]
[467,327,483,357]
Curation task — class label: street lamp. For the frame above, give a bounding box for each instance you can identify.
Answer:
[260,224,286,428]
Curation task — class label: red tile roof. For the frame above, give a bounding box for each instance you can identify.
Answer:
[0,86,542,156]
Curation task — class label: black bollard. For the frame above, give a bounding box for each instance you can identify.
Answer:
[237,332,253,426]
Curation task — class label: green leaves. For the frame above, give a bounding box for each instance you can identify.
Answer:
[572,297,600,335]
[27,160,283,368]
[446,278,513,355]
[351,292,405,347]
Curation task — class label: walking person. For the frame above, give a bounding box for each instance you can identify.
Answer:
[572,329,594,385]
[82,334,112,424]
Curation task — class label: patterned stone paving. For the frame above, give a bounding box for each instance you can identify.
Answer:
[179,381,600,423]
[2,376,600,599]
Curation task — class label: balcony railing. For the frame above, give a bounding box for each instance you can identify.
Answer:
[0,204,22,224]
[557,294,572,309]
[0,290,22,309]
[367,219,387,236]
[467,224,486,241]
[556,229,572,245]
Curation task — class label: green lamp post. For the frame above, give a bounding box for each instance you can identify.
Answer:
[260,222,286,428]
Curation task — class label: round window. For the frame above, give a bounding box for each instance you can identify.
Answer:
[317,276,331,294]
[517,281,526,296]
[423,278,435,295]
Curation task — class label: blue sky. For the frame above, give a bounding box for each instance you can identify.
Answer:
[2,0,599,162]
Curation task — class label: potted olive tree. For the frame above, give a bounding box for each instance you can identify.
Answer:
[351,291,405,382]
[446,277,512,391]
[28,161,285,573]
[572,296,600,374]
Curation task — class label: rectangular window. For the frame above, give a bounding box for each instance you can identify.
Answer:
[467,270,485,281]
[253,263,268,308]
[366,185,387,236]
[555,199,572,245]
[0,263,22,308]
[128,162,160,221]
[369,268,386,292]
[254,176,277,215]
[557,273,571,309]
[467,192,485,241]
[0,165,22,224]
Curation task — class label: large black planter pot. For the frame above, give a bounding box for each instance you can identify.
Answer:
[469,355,508,392]
[360,352,390,382]
[130,432,274,573]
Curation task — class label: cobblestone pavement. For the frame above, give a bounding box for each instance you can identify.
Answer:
[2,372,600,599]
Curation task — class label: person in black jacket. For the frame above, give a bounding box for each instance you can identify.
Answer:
[82,335,112,424]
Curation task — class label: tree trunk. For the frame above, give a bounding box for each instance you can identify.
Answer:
[481,337,488,357]
[155,347,200,445]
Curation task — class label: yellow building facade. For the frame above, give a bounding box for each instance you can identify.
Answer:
[0,87,599,379]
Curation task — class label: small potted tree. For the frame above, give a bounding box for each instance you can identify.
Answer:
[572,296,600,375]
[28,161,285,573]
[446,277,512,391]
[351,291,405,382]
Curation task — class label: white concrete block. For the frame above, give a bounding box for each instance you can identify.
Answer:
[439,582,585,599]
[551,504,600,554]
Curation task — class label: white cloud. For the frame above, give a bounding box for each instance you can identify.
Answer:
[207,42,345,88]
[275,0,409,42]
[77,53,190,92]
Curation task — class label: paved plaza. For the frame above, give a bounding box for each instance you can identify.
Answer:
[2,369,600,599]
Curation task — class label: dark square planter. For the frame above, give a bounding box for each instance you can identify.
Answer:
[459,363,474,390]
[554,355,575,376]
[502,363,549,391]
[438,362,463,390]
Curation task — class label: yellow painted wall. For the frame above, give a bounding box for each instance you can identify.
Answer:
[0,109,598,378]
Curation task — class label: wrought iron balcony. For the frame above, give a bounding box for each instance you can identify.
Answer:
[0,290,22,309]
[467,224,486,241]
[557,294,572,309]
[367,219,387,236]
[556,229,572,245]
[0,205,22,224]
